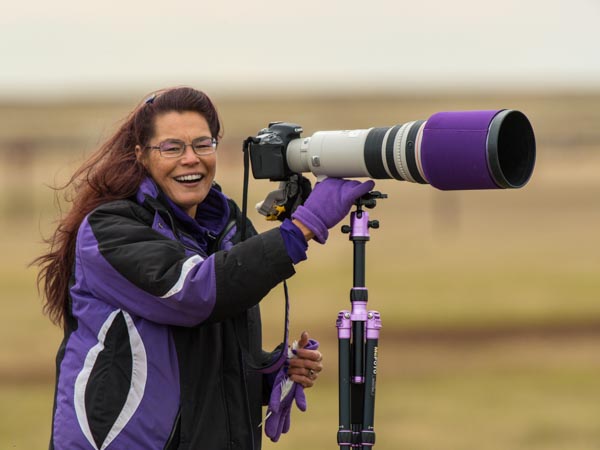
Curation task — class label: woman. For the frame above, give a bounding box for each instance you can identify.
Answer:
[36,87,374,449]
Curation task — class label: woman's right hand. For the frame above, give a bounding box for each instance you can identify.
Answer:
[292,178,375,243]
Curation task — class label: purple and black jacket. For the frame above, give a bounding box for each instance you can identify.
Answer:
[50,178,307,450]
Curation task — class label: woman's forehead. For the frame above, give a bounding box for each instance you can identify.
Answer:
[153,111,211,139]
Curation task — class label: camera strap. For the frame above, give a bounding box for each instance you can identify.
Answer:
[240,136,290,374]
[233,280,290,374]
[241,137,254,243]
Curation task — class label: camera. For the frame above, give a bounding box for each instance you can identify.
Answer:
[247,109,535,190]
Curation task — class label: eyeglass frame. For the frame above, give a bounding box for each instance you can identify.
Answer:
[144,137,218,158]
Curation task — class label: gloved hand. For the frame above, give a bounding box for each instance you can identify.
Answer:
[264,339,319,442]
[292,178,375,243]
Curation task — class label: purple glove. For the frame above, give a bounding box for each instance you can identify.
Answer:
[292,178,375,244]
[264,339,319,442]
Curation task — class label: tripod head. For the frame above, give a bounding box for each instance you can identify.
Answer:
[355,191,388,211]
[341,191,387,235]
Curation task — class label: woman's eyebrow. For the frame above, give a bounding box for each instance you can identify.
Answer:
[159,135,212,141]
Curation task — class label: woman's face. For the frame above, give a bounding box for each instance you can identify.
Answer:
[137,111,217,217]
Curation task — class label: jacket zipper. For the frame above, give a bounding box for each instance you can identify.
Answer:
[215,219,236,251]
[162,210,207,255]
[152,200,242,448]
[219,324,233,448]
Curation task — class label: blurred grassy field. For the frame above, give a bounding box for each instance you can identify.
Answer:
[1,92,599,449]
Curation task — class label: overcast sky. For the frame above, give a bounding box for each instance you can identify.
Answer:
[2,0,599,99]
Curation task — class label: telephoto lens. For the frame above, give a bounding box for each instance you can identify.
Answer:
[285,109,535,190]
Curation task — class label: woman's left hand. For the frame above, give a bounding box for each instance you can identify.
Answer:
[287,331,323,388]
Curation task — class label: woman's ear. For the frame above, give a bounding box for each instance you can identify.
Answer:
[135,145,145,167]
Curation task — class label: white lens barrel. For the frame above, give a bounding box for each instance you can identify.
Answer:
[286,130,372,178]
[286,122,428,183]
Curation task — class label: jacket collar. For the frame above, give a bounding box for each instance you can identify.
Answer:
[136,177,230,239]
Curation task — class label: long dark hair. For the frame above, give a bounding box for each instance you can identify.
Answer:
[34,87,222,328]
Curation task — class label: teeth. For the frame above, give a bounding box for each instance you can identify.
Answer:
[175,174,203,182]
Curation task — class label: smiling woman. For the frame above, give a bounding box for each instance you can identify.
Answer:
[33,86,372,449]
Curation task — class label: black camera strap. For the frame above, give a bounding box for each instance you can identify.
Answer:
[240,137,290,374]
[241,137,252,243]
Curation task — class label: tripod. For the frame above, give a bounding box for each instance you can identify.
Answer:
[336,191,386,449]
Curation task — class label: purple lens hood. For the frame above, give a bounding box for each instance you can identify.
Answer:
[421,110,535,190]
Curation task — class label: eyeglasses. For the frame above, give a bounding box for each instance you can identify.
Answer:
[145,137,217,158]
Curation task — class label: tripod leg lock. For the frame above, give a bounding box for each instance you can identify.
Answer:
[337,430,353,446]
[350,287,368,302]
[360,430,376,446]
[366,311,382,339]
[336,429,376,447]
[336,311,351,339]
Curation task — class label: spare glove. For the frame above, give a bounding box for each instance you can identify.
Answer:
[264,338,319,442]
[292,178,375,244]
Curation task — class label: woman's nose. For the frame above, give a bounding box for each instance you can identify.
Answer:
[180,145,200,164]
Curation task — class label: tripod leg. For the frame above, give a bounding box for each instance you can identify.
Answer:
[337,311,352,450]
[361,311,381,449]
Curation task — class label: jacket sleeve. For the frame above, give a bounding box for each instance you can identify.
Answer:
[75,200,296,327]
